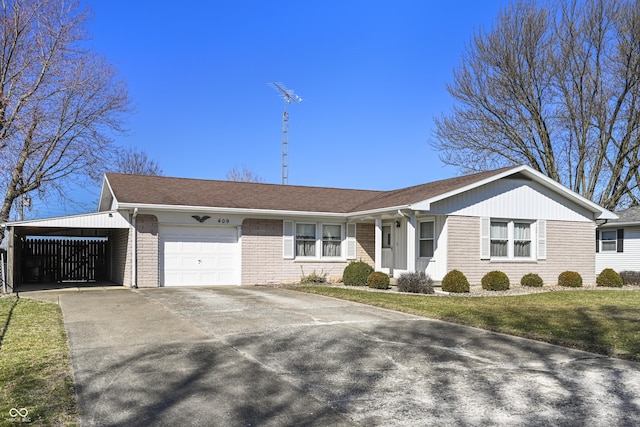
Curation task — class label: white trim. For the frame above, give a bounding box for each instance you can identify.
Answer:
[289,220,347,261]
[417,219,435,259]
[4,210,130,228]
[116,202,351,218]
[410,165,616,220]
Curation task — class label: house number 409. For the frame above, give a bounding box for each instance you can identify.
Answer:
[218,218,230,224]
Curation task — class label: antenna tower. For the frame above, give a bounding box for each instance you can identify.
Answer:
[269,82,302,185]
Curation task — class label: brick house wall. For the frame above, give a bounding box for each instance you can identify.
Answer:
[110,228,131,286]
[135,214,159,288]
[356,223,375,267]
[241,218,349,285]
[447,215,596,285]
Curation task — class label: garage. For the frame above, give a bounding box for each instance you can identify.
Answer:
[160,225,241,286]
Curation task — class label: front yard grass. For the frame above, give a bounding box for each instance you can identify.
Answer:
[296,287,640,361]
[0,296,79,426]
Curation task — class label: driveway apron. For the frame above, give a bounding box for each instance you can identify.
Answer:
[58,287,640,427]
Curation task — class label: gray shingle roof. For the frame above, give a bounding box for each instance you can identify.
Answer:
[607,205,640,224]
[104,166,516,214]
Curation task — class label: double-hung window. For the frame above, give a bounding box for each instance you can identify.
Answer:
[293,222,343,258]
[322,224,342,257]
[600,230,617,252]
[419,221,435,257]
[490,221,508,257]
[490,220,532,259]
[513,222,531,257]
[296,224,316,257]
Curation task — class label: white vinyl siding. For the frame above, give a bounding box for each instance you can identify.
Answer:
[596,226,639,273]
[427,178,595,222]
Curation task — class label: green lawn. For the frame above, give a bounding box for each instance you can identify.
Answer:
[0,296,79,426]
[296,286,640,361]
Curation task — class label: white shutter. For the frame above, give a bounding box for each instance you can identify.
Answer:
[537,219,547,260]
[480,217,491,260]
[283,220,294,259]
[346,223,357,259]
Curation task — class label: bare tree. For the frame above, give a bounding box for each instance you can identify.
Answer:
[114,147,163,176]
[226,165,265,183]
[431,0,640,210]
[0,0,129,225]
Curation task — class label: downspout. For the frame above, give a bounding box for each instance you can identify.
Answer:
[132,208,138,289]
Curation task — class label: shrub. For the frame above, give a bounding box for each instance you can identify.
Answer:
[596,268,623,288]
[558,271,583,287]
[342,261,374,286]
[520,273,543,287]
[396,272,434,294]
[441,269,470,293]
[367,272,390,289]
[481,270,510,291]
[620,271,640,286]
[300,270,327,284]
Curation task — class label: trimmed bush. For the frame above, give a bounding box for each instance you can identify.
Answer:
[521,273,543,287]
[596,268,623,288]
[367,272,391,289]
[620,271,640,286]
[481,270,510,291]
[300,270,327,284]
[441,269,470,293]
[558,271,583,287]
[342,261,374,286]
[396,272,434,294]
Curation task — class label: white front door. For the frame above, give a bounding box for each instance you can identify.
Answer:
[381,224,393,269]
[160,225,240,286]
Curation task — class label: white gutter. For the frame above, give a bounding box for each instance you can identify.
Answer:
[131,208,138,289]
[345,205,412,219]
[116,202,350,218]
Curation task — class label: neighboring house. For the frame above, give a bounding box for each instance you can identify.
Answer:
[3,165,616,290]
[596,205,640,273]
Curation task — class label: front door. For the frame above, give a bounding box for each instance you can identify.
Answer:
[382,223,393,270]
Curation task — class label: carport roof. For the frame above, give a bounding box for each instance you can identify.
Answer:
[102,167,514,214]
[5,211,130,233]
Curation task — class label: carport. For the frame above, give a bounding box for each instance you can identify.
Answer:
[2,211,131,292]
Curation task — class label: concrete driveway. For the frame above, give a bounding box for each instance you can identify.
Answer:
[55,287,640,426]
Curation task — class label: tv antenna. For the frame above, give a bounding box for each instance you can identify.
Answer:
[269,82,302,185]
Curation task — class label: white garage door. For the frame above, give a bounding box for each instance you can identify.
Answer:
[160,225,240,286]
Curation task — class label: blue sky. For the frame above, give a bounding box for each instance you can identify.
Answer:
[36,0,507,218]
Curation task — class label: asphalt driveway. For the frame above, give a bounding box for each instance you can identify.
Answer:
[56,287,640,426]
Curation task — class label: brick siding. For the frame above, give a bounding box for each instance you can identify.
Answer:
[356,223,375,267]
[110,228,130,286]
[241,218,348,285]
[447,216,596,286]
[135,214,159,288]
